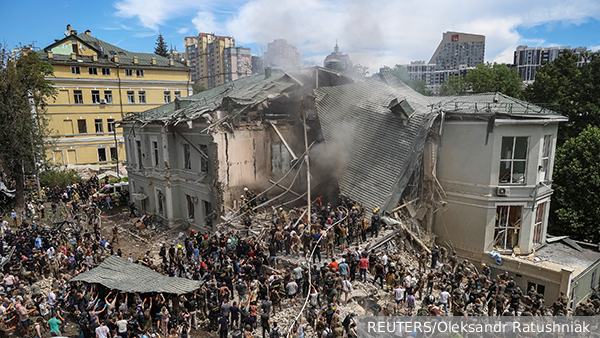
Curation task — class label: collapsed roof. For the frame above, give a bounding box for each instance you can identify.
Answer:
[121,67,564,215]
[71,256,203,294]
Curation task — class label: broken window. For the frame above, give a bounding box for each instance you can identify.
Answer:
[91,90,101,104]
[183,143,191,170]
[203,200,212,226]
[164,91,171,103]
[156,189,163,215]
[77,119,87,133]
[104,90,113,104]
[97,148,107,162]
[136,69,144,77]
[102,67,111,76]
[110,147,118,161]
[494,205,522,251]
[107,119,115,132]
[533,202,546,246]
[152,141,159,167]
[540,135,552,182]
[127,91,135,104]
[186,195,195,221]
[125,69,133,77]
[200,144,208,173]
[136,140,143,169]
[527,282,545,296]
[94,119,103,133]
[88,67,98,75]
[271,143,291,176]
[71,66,80,74]
[499,136,528,184]
[138,91,146,104]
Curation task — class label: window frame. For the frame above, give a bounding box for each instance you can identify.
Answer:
[125,69,133,77]
[200,144,208,173]
[73,90,84,104]
[104,90,113,104]
[186,195,195,221]
[540,135,552,182]
[136,139,143,170]
[183,143,191,170]
[71,66,80,74]
[107,119,115,133]
[127,91,135,104]
[164,91,171,103]
[499,136,529,185]
[77,119,87,134]
[136,69,144,77]
[88,67,98,75]
[493,204,524,251]
[101,67,111,76]
[91,90,101,104]
[151,139,159,167]
[138,91,146,104]
[97,148,107,162]
[109,147,118,162]
[533,201,547,246]
[94,119,103,133]
[174,91,181,98]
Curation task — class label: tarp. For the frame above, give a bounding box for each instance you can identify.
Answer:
[71,256,203,294]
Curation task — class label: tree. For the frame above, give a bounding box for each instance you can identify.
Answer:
[549,126,600,242]
[192,80,207,95]
[380,65,433,96]
[526,51,600,144]
[439,62,524,99]
[39,169,82,189]
[0,45,56,208]
[154,34,169,57]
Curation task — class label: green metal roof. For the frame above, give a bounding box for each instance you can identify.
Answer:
[39,33,187,69]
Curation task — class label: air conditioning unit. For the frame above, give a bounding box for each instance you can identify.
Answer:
[497,187,510,197]
[99,99,107,104]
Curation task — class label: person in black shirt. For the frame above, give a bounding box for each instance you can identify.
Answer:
[217,314,228,338]
[260,312,270,338]
[229,301,240,330]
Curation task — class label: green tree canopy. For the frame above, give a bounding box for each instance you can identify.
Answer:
[526,51,600,144]
[39,169,82,189]
[549,125,600,242]
[154,34,169,57]
[380,65,433,96]
[0,45,56,207]
[439,62,524,99]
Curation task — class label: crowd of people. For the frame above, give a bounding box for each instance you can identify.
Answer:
[1,181,599,338]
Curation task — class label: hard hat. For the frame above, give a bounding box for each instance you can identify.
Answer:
[279,207,283,210]
[177,245,182,249]
[352,206,356,209]
[244,187,248,191]
[482,263,486,267]
[190,229,195,233]
[241,195,245,198]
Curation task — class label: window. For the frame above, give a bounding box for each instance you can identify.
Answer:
[94,119,103,133]
[73,90,83,104]
[136,140,143,169]
[494,205,523,251]
[71,66,80,74]
[186,195,195,221]
[101,68,111,76]
[200,144,208,172]
[499,137,528,184]
[97,148,107,162]
[127,91,135,104]
[125,69,133,77]
[203,200,213,226]
[138,91,146,104]
[540,135,552,182]
[107,119,115,133]
[174,91,181,98]
[110,147,118,161]
[91,90,101,104]
[156,189,164,215]
[527,282,545,296]
[152,141,159,167]
[164,91,171,103]
[88,67,98,75]
[183,143,191,170]
[104,90,113,104]
[77,119,87,133]
[136,69,144,77]
[533,202,546,246]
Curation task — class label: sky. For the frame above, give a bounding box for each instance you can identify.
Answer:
[2,0,600,73]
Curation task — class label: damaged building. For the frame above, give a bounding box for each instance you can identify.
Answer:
[121,67,599,308]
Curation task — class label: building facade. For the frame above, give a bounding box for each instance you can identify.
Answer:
[513,45,588,83]
[185,33,251,88]
[40,25,190,169]
[251,56,264,74]
[403,31,485,94]
[263,39,300,69]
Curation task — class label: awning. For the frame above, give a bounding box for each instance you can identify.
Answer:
[132,193,148,200]
[71,256,203,294]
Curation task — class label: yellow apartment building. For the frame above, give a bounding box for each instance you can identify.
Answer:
[40,25,191,169]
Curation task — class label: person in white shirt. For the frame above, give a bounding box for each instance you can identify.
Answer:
[342,277,352,304]
[286,281,298,305]
[47,290,56,306]
[394,284,406,310]
[46,247,55,259]
[437,289,451,314]
[381,252,388,266]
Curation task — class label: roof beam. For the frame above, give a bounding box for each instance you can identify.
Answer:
[268,121,298,161]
